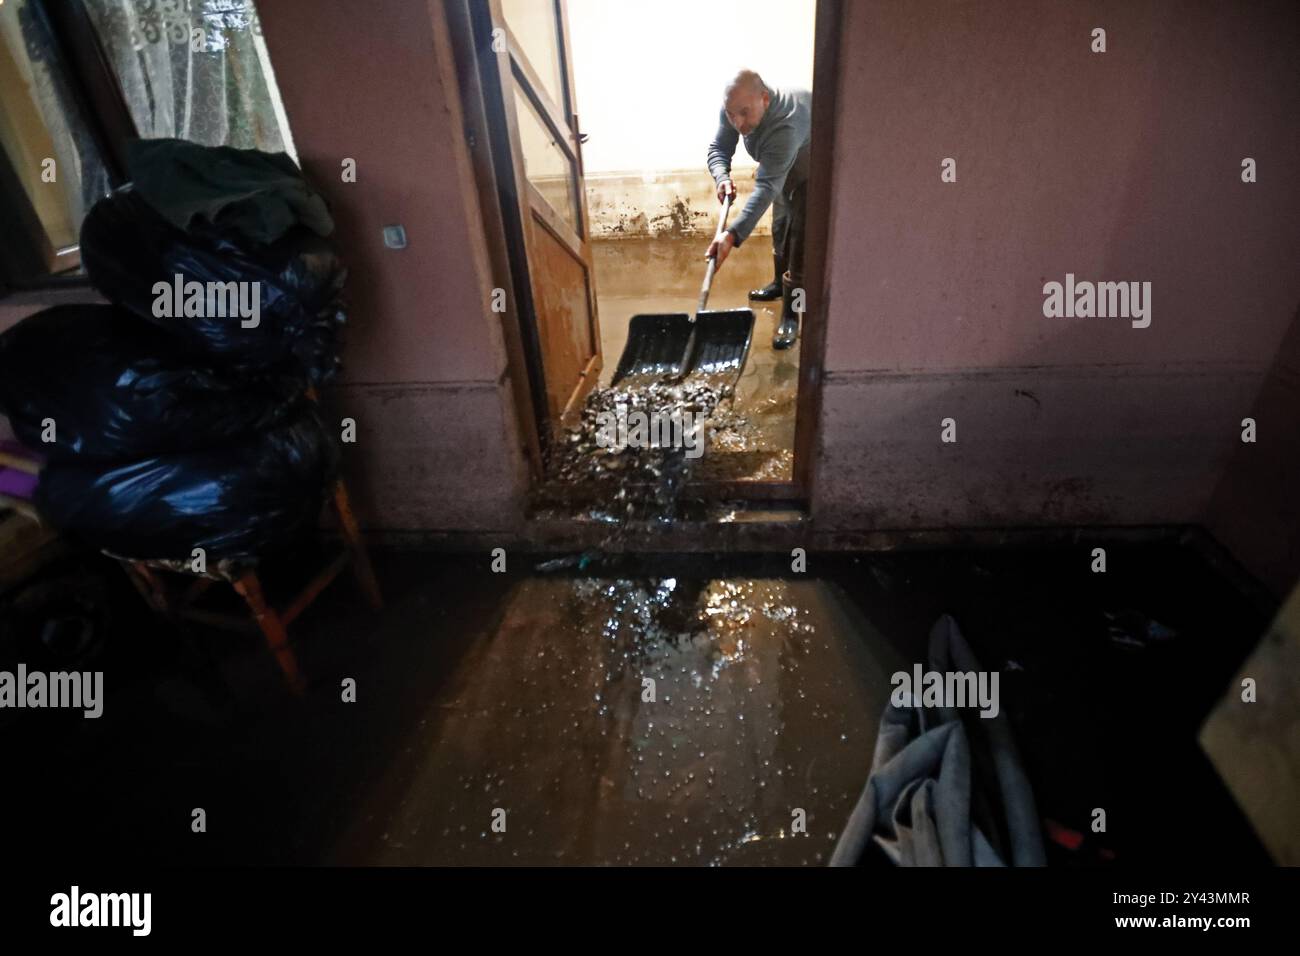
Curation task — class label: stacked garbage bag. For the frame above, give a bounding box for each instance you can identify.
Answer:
[0,139,344,562]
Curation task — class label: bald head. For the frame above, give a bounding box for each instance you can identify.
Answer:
[725,69,767,99]
[723,69,771,136]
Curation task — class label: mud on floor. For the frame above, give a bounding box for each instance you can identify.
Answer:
[334,573,898,865]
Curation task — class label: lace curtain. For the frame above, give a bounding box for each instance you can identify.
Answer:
[80,0,294,156]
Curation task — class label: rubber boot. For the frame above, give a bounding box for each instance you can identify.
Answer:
[772,274,800,350]
[749,253,785,301]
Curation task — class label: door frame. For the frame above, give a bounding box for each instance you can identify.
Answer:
[444,0,842,500]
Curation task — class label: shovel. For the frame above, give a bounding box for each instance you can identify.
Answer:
[610,192,755,387]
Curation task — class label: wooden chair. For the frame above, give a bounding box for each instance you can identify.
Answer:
[118,477,382,695]
[7,390,379,694]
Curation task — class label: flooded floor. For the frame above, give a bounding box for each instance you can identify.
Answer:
[1,543,1271,866]
[333,573,896,865]
[592,236,797,483]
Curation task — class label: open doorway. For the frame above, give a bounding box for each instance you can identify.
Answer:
[452,0,834,508]
[570,0,815,490]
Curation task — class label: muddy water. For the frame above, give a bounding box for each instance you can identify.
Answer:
[587,236,798,483]
[336,574,902,865]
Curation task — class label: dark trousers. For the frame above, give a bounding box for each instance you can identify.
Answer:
[781,140,811,288]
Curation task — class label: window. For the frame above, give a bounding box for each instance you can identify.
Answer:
[0,0,294,291]
[512,81,580,236]
[0,0,112,280]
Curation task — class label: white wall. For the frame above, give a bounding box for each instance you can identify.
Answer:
[567,0,816,175]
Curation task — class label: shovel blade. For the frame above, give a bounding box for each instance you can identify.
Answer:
[683,308,755,382]
[611,313,693,385]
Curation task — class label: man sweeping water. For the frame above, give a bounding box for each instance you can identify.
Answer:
[705,69,812,350]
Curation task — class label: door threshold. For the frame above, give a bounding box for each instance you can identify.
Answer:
[532,476,796,507]
[525,499,808,553]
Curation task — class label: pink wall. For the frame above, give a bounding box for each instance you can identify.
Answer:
[813,0,1300,550]
[1206,305,1300,594]
[257,0,528,533]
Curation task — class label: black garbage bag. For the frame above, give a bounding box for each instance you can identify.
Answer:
[80,187,345,383]
[34,405,339,562]
[0,304,305,462]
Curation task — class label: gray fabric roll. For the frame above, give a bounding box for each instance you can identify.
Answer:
[829,614,1047,867]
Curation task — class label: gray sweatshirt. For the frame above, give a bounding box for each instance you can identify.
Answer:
[706,86,812,246]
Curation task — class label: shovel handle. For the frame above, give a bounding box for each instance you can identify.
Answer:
[698,192,734,315]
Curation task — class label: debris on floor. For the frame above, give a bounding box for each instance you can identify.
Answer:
[548,377,732,522]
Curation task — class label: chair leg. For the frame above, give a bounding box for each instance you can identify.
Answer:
[332,479,383,610]
[126,561,171,615]
[232,572,305,695]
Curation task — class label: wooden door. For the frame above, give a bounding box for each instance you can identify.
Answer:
[479,0,601,436]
